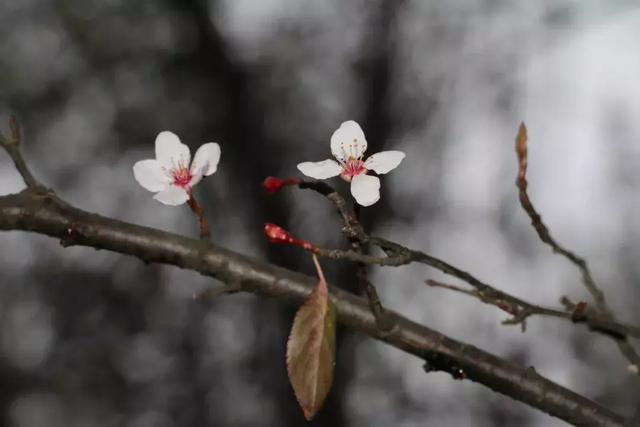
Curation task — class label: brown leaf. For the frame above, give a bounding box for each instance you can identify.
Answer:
[286,255,337,421]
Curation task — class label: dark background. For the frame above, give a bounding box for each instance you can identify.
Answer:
[1,1,640,426]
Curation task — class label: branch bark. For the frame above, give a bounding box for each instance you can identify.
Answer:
[297,179,640,342]
[0,189,633,427]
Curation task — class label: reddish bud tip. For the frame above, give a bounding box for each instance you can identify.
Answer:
[264,222,294,245]
[263,222,318,252]
[262,176,301,194]
[263,177,285,193]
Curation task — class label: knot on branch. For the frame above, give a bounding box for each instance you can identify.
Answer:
[422,353,468,380]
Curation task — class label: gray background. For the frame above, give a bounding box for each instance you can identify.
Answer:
[1,1,639,426]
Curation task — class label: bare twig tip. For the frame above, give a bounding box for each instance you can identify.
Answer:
[513,122,640,368]
[515,122,528,177]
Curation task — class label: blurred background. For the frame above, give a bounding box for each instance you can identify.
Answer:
[1,1,640,426]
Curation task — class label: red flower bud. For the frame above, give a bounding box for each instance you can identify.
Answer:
[262,176,301,194]
[263,177,284,193]
[264,222,294,245]
[263,223,317,252]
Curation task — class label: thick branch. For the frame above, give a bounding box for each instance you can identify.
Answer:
[0,190,632,427]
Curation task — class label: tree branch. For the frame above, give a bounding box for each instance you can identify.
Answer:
[0,190,633,426]
[1,126,636,425]
[351,204,393,332]
[515,123,640,371]
[425,279,639,339]
[296,180,640,342]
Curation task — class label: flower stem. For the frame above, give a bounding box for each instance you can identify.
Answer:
[187,194,210,239]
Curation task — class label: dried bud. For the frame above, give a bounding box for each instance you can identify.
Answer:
[262,176,300,194]
[515,122,528,180]
[263,223,317,251]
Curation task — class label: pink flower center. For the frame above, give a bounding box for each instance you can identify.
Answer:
[172,168,192,188]
[170,160,193,189]
[340,157,367,182]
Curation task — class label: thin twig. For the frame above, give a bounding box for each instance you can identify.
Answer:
[426,279,532,332]
[516,124,607,309]
[298,180,366,241]
[515,122,640,371]
[311,246,412,266]
[426,279,638,338]
[290,181,396,329]
[296,180,640,343]
[297,179,640,341]
[0,118,44,189]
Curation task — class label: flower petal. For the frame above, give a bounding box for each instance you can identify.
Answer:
[133,159,169,192]
[155,131,190,170]
[191,142,221,177]
[330,120,367,162]
[364,150,406,174]
[297,159,342,180]
[188,166,205,188]
[153,186,190,206]
[350,174,380,207]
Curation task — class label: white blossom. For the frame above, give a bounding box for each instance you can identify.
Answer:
[133,131,221,206]
[297,120,405,206]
